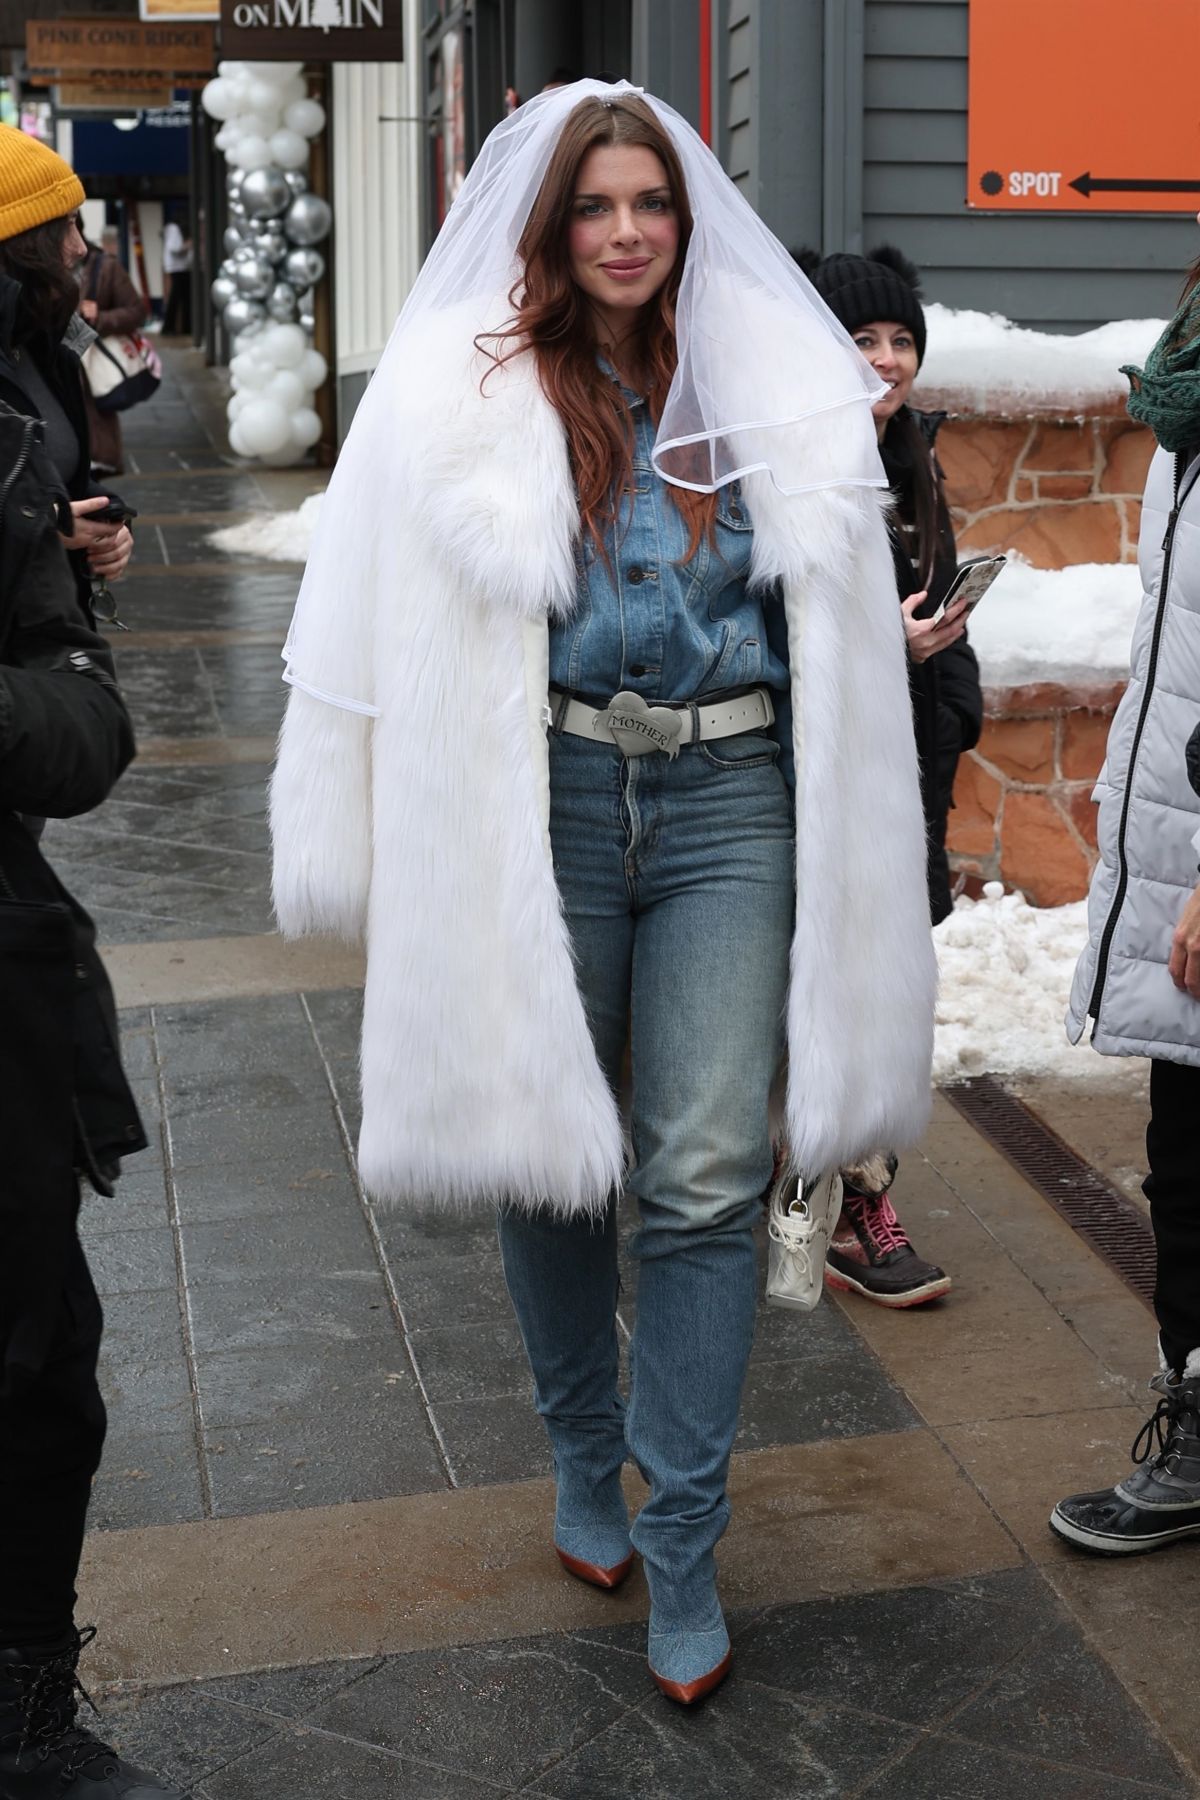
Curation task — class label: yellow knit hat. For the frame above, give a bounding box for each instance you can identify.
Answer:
[0,126,85,242]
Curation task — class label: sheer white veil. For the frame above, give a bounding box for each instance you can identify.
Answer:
[282,78,886,705]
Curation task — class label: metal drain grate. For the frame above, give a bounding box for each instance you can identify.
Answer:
[939,1075,1157,1310]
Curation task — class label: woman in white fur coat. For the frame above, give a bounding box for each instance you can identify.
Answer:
[271,82,936,1705]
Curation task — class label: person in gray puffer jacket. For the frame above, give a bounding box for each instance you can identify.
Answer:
[1052,246,1200,1557]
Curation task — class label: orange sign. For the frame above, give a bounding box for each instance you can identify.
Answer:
[968,0,1200,212]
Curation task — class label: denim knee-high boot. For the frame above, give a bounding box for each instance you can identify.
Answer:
[626,1198,759,1684]
[498,1199,631,1569]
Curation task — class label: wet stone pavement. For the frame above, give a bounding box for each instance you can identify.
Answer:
[46,352,1200,1797]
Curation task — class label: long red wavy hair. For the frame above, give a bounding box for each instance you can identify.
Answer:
[480,96,718,560]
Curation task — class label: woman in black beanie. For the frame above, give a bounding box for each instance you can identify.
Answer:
[791,243,983,1308]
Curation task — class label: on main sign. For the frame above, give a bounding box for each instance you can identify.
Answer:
[219,0,403,60]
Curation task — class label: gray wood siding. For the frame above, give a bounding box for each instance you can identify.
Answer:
[861,0,1195,330]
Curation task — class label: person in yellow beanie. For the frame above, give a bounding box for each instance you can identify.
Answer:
[0,127,133,616]
[0,126,180,1800]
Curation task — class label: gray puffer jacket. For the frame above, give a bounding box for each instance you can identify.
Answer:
[1068,446,1200,1064]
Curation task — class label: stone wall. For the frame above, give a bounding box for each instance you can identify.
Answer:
[948,682,1124,908]
[936,413,1154,569]
[917,390,1150,906]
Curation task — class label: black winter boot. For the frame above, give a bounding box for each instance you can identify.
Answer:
[0,1628,185,1798]
[1050,1372,1200,1555]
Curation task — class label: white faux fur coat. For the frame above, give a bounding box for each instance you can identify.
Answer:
[271,300,937,1215]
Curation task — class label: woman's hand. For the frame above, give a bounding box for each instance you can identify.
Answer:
[87,524,133,582]
[1168,881,1200,1000]
[901,590,968,664]
[60,497,133,580]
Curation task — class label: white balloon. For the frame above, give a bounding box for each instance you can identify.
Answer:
[299,348,328,390]
[284,98,326,139]
[277,75,307,108]
[232,135,271,172]
[289,407,322,449]
[262,322,307,369]
[229,419,251,457]
[265,368,305,410]
[232,111,270,137]
[259,444,306,467]
[246,78,284,118]
[230,352,272,390]
[214,123,237,151]
[238,398,292,457]
[242,60,303,78]
[268,129,308,171]
[228,391,251,420]
[202,78,238,120]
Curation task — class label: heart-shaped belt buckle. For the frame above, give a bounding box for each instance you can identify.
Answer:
[599,690,684,759]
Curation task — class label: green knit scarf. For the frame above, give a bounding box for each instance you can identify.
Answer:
[1122,289,1200,453]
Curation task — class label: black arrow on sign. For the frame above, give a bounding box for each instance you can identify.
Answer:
[1070,171,1200,198]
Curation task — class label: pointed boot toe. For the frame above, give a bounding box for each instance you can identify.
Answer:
[651,1646,732,1705]
[555,1546,635,1590]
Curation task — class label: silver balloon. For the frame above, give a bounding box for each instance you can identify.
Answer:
[223,226,243,256]
[240,166,291,222]
[299,311,315,334]
[231,244,256,264]
[283,192,331,247]
[226,169,244,198]
[283,246,324,289]
[266,281,300,322]
[229,200,247,221]
[219,257,239,279]
[211,275,238,312]
[254,229,289,264]
[283,170,308,197]
[222,297,267,336]
[234,256,274,301]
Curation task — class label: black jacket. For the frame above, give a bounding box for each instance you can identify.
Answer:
[0,272,122,615]
[0,396,144,1194]
[882,407,984,825]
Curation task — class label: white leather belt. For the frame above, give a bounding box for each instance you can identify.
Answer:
[549,686,775,760]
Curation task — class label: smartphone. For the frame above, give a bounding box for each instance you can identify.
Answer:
[929,554,1006,624]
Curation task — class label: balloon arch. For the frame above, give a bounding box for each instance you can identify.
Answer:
[201,61,331,466]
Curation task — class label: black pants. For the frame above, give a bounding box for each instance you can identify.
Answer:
[162,269,191,337]
[0,1216,106,1648]
[1146,1058,1200,1374]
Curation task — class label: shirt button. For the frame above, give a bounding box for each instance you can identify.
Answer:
[627,566,645,584]
[729,504,743,521]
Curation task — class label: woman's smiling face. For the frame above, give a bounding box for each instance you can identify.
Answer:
[568,142,680,335]
[852,319,920,428]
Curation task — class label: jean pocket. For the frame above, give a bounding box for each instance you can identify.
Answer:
[697,731,780,770]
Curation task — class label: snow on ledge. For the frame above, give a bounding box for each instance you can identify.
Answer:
[914,302,1164,418]
[934,885,1089,1082]
[966,559,1140,688]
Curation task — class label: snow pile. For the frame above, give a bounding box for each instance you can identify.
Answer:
[209,490,324,561]
[916,302,1164,414]
[967,558,1140,687]
[933,883,1089,1083]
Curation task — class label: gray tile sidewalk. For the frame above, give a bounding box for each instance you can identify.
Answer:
[81,985,917,1529]
[92,1571,1189,1799]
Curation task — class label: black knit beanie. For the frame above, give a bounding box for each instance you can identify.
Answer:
[792,244,927,367]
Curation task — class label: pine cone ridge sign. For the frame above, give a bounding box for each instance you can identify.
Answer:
[219,0,403,61]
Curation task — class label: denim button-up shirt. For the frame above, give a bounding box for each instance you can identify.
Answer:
[549,374,789,705]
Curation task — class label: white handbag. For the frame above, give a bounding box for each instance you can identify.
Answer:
[766,1166,843,1311]
[82,333,162,414]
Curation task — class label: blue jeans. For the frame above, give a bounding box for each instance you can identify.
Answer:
[498,727,794,1625]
